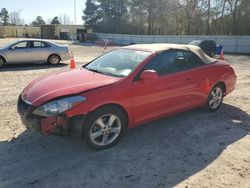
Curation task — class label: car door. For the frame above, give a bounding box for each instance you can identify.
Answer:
[132,50,196,125]
[7,41,32,63]
[30,41,50,62]
[181,51,210,106]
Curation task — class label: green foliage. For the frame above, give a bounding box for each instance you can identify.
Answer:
[83,0,129,33]
[31,16,45,26]
[0,8,9,26]
[51,16,61,24]
[82,0,100,29]
[83,0,250,35]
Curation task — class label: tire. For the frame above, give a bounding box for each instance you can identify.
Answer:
[0,56,5,68]
[48,54,61,65]
[82,106,127,150]
[203,84,224,112]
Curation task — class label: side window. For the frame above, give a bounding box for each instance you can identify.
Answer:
[12,42,28,49]
[144,50,185,76]
[184,51,205,68]
[33,41,48,48]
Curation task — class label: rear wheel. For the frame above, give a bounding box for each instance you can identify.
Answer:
[48,54,60,65]
[204,84,224,112]
[0,57,5,68]
[82,106,126,150]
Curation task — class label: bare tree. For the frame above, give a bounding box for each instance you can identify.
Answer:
[206,0,211,34]
[9,10,25,25]
[59,14,73,25]
[46,19,52,24]
[83,0,250,35]
[218,0,227,34]
[227,0,241,34]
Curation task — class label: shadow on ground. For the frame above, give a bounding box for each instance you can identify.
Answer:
[71,42,97,47]
[0,63,67,72]
[0,104,249,188]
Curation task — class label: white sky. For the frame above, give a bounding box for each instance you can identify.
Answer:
[0,0,86,25]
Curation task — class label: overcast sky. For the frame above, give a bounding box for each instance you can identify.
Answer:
[0,0,86,25]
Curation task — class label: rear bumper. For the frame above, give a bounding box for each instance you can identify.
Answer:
[60,53,70,61]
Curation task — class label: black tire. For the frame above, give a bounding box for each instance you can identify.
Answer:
[0,56,5,68]
[48,54,61,65]
[203,84,224,112]
[82,106,127,150]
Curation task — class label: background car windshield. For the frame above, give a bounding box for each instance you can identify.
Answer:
[85,49,152,77]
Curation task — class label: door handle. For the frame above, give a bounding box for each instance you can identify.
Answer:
[185,78,192,81]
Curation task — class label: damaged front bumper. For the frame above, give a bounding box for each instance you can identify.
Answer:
[17,96,84,135]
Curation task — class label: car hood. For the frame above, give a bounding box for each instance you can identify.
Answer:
[22,69,121,106]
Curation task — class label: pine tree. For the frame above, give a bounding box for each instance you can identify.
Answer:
[51,16,61,24]
[82,0,99,30]
[0,8,9,26]
[31,16,45,26]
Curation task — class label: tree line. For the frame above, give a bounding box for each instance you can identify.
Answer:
[0,8,72,26]
[83,0,250,35]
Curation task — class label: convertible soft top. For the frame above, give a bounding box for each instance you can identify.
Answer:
[123,43,216,64]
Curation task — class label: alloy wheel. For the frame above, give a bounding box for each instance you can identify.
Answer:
[209,86,223,109]
[50,55,60,65]
[89,114,122,146]
[0,58,4,68]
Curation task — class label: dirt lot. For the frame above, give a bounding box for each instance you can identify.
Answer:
[0,38,249,188]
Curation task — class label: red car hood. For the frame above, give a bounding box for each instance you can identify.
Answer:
[22,69,121,106]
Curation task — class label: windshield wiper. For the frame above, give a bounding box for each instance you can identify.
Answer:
[85,66,122,77]
[85,67,103,74]
[85,67,113,76]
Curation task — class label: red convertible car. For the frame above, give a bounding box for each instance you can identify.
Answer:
[18,44,236,150]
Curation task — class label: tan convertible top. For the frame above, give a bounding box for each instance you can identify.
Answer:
[123,43,216,64]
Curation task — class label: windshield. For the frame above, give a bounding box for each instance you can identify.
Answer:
[1,40,19,48]
[85,49,152,77]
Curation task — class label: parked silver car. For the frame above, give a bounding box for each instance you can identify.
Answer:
[0,39,70,68]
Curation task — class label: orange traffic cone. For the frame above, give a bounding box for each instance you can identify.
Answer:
[220,49,224,60]
[69,52,75,69]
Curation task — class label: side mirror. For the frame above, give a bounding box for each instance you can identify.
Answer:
[9,46,16,50]
[140,70,158,80]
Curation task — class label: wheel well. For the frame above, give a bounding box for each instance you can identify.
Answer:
[216,81,226,94]
[89,103,129,130]
[0,55,6,64]
[47,54,61,62]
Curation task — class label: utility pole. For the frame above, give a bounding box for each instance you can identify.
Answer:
[74,0,76,24]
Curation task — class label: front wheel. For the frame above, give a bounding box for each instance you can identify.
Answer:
[82,106,127,150]
[204,84,224,112]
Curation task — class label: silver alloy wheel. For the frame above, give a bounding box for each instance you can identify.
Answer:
[90,114,122,146]
[49,55,60,65]
[0,58,4,67]
[209,87,223,109]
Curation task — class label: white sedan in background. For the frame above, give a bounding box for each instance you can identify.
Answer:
[0,39,70,68]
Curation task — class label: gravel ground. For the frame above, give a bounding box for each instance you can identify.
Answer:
[0,38,249,188]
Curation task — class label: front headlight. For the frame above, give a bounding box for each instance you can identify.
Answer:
[33,96,86,117]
